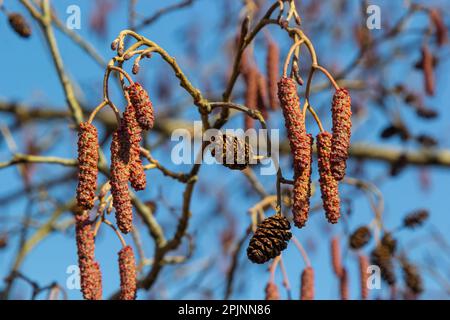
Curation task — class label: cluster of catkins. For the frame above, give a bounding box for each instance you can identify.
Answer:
[278,77,352,227]
[75,80,154,299]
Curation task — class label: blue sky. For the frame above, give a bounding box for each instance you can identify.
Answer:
[0,0,449,300]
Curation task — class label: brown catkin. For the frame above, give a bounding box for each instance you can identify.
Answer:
[123,104,146,191]
[247,215,292,264]
[331,237,343,277]
[359,255,369,300]
[330,88,352,181]
[300,267,314,300]
[265,282,280,300]
[339,268,349,300]
[349,226,371,250]
[292,134,313,228]
[403,209,429,229]
[317,132,341,224]
[266,40,280,110]
[244,67,258,130]
[126,82,155,130]
[75,212,102,300]
[76,122,99,210]
[118,246,137,300]
[110,130,133,234]
[8,13,32,38]
[421,45,435,96]
[429,9,448,46]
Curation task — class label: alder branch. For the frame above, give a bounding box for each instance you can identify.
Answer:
[0,154,77,170]
[135,0,195,30]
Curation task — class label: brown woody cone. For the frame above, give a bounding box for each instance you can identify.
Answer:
[8,13,32,38]
[400,256,423,296]
[211,134,253,170]
[110,130,133,234]
[265,281,280,300]
[349,226,371,250]
[123,104,146,191]
[331,237,343,277]
[359,254,369,300]
[403,209,429,229]
[118,246,137,300]
[76,122,99,210]
[300,267,314,300]
[339,268,349,300]
[247,215,292,264]
[75,212,102,300]
[126,82,155,130]
[317,132,341,224]
[370,242,396,286]
[257,72,269,119]
[421,45,435,96]
[266,40,280,110]
[292,134,313,228]
[330,89,352,181]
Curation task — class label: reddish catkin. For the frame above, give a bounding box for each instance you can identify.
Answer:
[75,212,102,300]
[317,132,341,224]
[244,66,258,130]
[421,45,435,96]
[123,104,146,191]
[126,82,155,130]
[300,267,314,300]
[118,246,137,300]
[339,268,349,300]
[76,122,99,210]
[266,40,280,110]
[265,282,280,300]
[110,130,133,234]
[277,77,310,172]
[330,89,352,181]
[331,237,343,277]
[359,255,369,300]
[292,134,313,228]
[429,9,448,46]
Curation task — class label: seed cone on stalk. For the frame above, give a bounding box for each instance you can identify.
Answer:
[370,237,396,286]
[247,215,292,264]
[122,104,146,191]
[300,267,314,300]
[118,246,137,300]
[317,132,341,224]
[403,209,429,229]
[8,13,32,38]
[75,211,102,300]
[349,226,371,250]
[400,256,423,296]
[110,129,133,234]
[210,134,253,170]
[330,88,352,181]
[265,282,280,300]
[76,122,99,210]
[126,82,155,130]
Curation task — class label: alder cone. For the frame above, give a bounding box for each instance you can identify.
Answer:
[292,134,313,228]
[75,212,102,300]
[123,104,146,191]
[277,77,309,172]
[317,132,341,224]
[300,267,314,300]
[265,282,280,300]
[118,246,137,300]
[403,209,429,229]
[244,67,258,130]
[210,134,253,170]
[110,130,133,234]
[370,244,396,286]
[8,13,32,38]
[339,268,349,300]
[126,82,155,130]
[330,89,352,181]
[247,215,292,264]
[400,257,423,296]
[349,226,371,250]
[76,122,99,210]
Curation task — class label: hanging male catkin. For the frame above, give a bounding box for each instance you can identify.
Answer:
[331,236,343,277]
[349,226,371,250]
[75,212,102,300]
[118,246,137,300]
[126,82,155,130]
[359,254,369,300]
[300,267,314,300]
[110,129,133,234]
[317,132,341,224]
[265,282,280,300]
[330,89,352,181]
[76,122,99,210]
[266,40,280,110]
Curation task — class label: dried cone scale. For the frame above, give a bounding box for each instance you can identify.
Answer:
[317,132,341,224]
[247,215,292,264]
[76,122,99,210]
[126,82,155,130]
[330,88,352,181]
[118,246,137,300]
[359,255,369,300]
